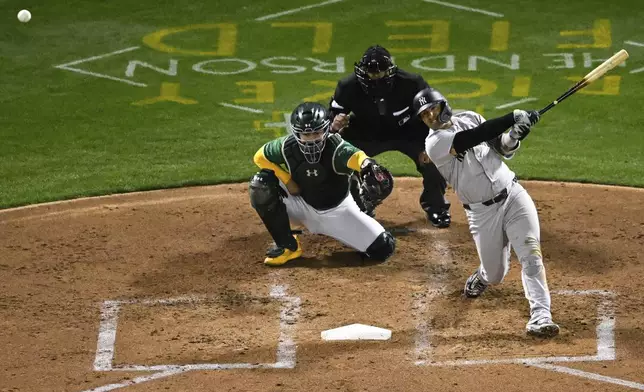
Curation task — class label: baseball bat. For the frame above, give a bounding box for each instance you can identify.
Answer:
[539,49,629,115]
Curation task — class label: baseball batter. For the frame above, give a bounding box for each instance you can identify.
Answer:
[249,102,396,266]
[412,88,559,338]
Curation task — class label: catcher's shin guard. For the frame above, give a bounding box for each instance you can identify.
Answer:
[249,170,298,251]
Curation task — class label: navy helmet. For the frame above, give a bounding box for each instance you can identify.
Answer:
[412,88,453,123]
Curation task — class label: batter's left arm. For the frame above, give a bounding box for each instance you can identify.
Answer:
[488,110,538,158]
[488,135,520,159]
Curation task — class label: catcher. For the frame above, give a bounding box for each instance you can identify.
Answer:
[249,102,396,266]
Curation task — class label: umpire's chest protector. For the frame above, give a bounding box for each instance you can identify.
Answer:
[283,135,351,210]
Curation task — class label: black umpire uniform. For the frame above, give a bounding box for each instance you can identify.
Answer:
[328,45,451,228]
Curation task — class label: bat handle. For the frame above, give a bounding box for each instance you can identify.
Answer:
[539,101,557,115]
[539,80,586,115]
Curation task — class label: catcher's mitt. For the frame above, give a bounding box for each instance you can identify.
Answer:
[359,159,394,211]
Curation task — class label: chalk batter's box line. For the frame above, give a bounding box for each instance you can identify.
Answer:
[415,290,616,367]
[93,286,300,372]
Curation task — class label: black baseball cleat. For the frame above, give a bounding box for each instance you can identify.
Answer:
[464,270,488,298]
[427,210,451,228]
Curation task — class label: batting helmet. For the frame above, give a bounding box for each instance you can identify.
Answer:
[413,88,453,123]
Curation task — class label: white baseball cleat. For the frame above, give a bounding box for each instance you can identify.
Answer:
[526,316,560,338]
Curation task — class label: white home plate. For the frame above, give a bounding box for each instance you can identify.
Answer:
[321,323,392,341]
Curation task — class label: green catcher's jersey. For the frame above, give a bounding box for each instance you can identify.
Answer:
[263,134,362,210]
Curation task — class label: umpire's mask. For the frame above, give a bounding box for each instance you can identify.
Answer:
[354,45,397,98]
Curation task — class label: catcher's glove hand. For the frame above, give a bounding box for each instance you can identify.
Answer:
[359,158,394,209]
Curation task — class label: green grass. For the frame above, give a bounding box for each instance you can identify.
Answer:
[1,0,643,208]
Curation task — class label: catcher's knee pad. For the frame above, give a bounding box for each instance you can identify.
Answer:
[249,169,283,216]
[521,254,544,277]
[365,231,396,261]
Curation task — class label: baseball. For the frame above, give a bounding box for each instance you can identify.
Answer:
[17,9,31,23]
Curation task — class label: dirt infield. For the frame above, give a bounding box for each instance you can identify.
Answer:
[1,178,643,392]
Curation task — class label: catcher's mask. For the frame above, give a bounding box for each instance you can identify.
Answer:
[354,45,397,98]
[290,102,331,164]
[412,88,453,129]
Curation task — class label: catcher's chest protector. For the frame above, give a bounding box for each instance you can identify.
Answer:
[283,135,351,210]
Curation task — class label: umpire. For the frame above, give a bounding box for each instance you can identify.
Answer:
[328,45,451,228]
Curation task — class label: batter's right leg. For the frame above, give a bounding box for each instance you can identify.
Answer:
[249,170,301,266]
[464,205,511,297]
[504,183,558,338]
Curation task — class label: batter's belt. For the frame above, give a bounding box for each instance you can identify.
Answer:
[463,177,518,211]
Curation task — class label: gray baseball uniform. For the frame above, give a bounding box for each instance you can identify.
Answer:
[425,111,552,320]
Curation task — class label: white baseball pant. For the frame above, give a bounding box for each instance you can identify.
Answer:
[465,181,552,319]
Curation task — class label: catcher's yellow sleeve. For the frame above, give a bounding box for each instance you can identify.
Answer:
[253,147,292,184]
[346,150,369,172]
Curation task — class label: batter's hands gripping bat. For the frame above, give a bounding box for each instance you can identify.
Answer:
[539,49,629,115]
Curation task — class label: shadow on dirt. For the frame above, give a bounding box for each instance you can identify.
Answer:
[277,251,386,269]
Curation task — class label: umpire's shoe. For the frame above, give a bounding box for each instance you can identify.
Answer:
[427,209,451,228]
[264,236,302,266]
[463,269,488,298]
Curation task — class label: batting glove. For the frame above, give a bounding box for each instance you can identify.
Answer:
[513,109,540,126]
[509,123,531,141]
